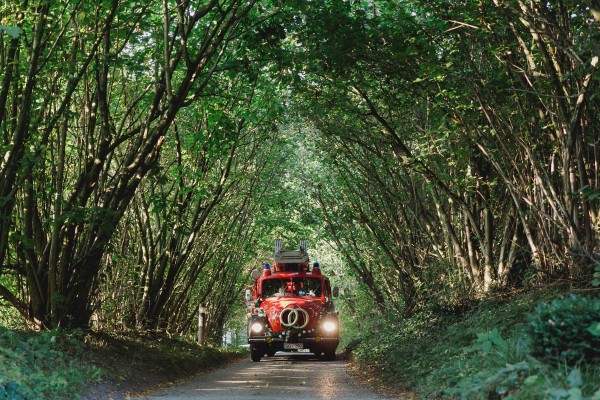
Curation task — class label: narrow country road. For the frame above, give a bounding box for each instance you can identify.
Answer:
[142,353,399,399]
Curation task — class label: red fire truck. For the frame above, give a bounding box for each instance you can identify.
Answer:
[246,239,339,362]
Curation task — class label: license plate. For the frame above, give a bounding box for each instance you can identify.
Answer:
[284,343,303,350]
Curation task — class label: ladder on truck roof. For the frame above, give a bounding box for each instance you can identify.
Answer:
[273,239,309,272]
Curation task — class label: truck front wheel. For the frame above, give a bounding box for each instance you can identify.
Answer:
[322,347,336,361]
[250,345,263,362]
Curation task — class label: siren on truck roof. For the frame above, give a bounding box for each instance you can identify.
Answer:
[263,263,271,277]
[312,261,321,275]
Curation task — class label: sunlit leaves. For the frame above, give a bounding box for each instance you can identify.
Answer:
[0,25,21,38]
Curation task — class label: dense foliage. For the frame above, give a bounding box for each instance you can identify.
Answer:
[346,290,600,399]
[283,0,600,315]
[0,328,100,399]
[527,294,600,363]
[0,327,240,399]
[0,0,281,333]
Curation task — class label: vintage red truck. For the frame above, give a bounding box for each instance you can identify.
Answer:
[246,239,339,362]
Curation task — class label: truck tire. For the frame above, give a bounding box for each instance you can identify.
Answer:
[251,350,262,362]
[250,345,263,362]
[323,348,336,361]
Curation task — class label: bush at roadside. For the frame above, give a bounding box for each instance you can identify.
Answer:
[527,294,600,363]
[442,329,600,399]
[0,327,102,399]
[345,289,600,399]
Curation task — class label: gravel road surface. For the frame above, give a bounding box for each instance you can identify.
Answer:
[143,352,398,399]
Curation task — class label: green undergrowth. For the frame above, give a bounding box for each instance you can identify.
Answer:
[0,327,102,399]
[85,331,244,391]
[345,288,600,399]
[0,327,245,399]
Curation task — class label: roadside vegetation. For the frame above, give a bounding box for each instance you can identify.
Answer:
[343,288,600,399]
[0,328,100,399]
[0,326,243,399]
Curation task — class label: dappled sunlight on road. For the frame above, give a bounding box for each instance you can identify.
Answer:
[143,353,398,399]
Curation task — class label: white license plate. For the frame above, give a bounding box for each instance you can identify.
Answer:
[284,343,303,350]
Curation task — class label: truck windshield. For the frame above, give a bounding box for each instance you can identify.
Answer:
[262,278,322,298]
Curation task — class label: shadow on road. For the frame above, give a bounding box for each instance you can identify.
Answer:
[143,350,396,399]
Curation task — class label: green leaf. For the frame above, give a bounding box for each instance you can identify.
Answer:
[567,387,583,400]
[488,329,508,350]
[0,25,22,39]
[481,340,492,353]
[593,265,600,287]
[567,368,582,388]
[587,322,600,337]
[524,374,543,386]
[546,387,569,399]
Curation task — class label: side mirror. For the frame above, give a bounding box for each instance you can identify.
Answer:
[332,286,339,298]
[250,269,261,281]
[244,289,252,302]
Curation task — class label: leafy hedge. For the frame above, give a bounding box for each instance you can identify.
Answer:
[0,327,101,399]
[527,294,600,363]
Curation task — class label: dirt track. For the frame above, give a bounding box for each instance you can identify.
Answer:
[142,352,399,399]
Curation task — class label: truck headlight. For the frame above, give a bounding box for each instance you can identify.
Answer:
[251,321,264,334]
[323,321,337,333]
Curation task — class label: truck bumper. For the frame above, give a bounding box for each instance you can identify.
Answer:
[248,336,339,344]
[248,336,339,354]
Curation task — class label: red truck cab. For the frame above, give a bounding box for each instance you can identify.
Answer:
[246,240,339,361]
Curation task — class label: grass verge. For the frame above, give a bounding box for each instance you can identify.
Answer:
[344,287,600,399]
[82,332,245,399]
[0,327,245,399]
